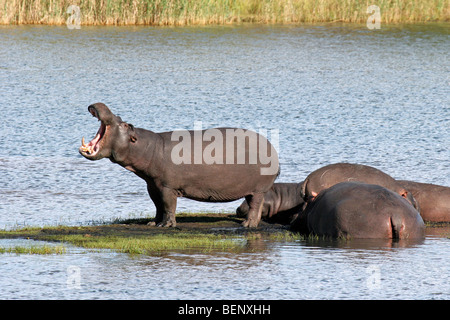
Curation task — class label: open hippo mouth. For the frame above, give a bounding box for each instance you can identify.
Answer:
[79,107,108,157]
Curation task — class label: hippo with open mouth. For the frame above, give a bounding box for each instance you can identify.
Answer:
[79,103,279,228]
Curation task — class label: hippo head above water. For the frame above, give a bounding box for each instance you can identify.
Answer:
[79,103,136,162]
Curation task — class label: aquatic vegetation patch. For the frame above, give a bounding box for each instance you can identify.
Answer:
[0,213,292,255]
[0,244,66,255]
[42,232,248,255]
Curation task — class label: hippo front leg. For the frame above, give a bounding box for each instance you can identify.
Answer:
[242,193,264,228]
[147,184,178,227]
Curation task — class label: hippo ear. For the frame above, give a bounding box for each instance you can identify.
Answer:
[300,178,308,200]
[128,123,137,143]
[120,122,137,143]
[400,189,408,199]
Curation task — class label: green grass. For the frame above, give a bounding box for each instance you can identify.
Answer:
[43,232,247,255]
[1,0,448,25]
[0,226,248,255]
[0,213,273,255]
[0,228,67,255]
[0,245,66,255]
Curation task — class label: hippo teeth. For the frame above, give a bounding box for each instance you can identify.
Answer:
[81,136,95,154]
[81,121,106,156]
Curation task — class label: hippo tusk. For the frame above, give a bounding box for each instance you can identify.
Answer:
[81,137,92,153]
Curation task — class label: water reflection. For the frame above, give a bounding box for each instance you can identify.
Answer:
[300,237,426,250]
[0,229,448,299]
[424,225,450,238]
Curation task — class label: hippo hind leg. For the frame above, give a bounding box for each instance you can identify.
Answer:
[242,193,264,228]
[236,200,249,218]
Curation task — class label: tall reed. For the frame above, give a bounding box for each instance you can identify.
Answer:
[0,0,448,25]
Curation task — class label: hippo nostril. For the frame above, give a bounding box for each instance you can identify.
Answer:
[88,105,99,118]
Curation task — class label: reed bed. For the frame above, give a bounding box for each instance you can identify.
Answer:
[0,0,448,25]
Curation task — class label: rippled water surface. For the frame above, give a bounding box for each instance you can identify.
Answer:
[0,23,449,299]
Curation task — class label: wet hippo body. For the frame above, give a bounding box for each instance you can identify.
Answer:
[398,180,450,222]
[79,103,279,228]
[301,163,419,210]
[236,182,305,224]
[291,182,425,239]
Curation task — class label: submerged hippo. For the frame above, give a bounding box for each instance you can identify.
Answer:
[291,182,425,239]
[79,103,279,228]
[398,180,450,222]
[236,182,305,224]
[301,163,419,210]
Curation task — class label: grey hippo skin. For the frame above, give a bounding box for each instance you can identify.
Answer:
[301,163,419,211]
[291,182,425,239]
[398,180,450,222]
[236,182,305,224]
[79,103,279,228]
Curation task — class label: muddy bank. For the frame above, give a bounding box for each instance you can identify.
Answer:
[1,213,448,241]
[52,213,288,237]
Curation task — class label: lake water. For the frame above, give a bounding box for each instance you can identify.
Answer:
[0,23,449,300]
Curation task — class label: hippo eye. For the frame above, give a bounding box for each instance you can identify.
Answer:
[120,123,137,142]
[120,122,134,130]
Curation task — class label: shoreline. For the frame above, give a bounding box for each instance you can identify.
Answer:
[0,213,448,255]
[1,20,449,27]
[1,0,448,26]
[0,213,298,255]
